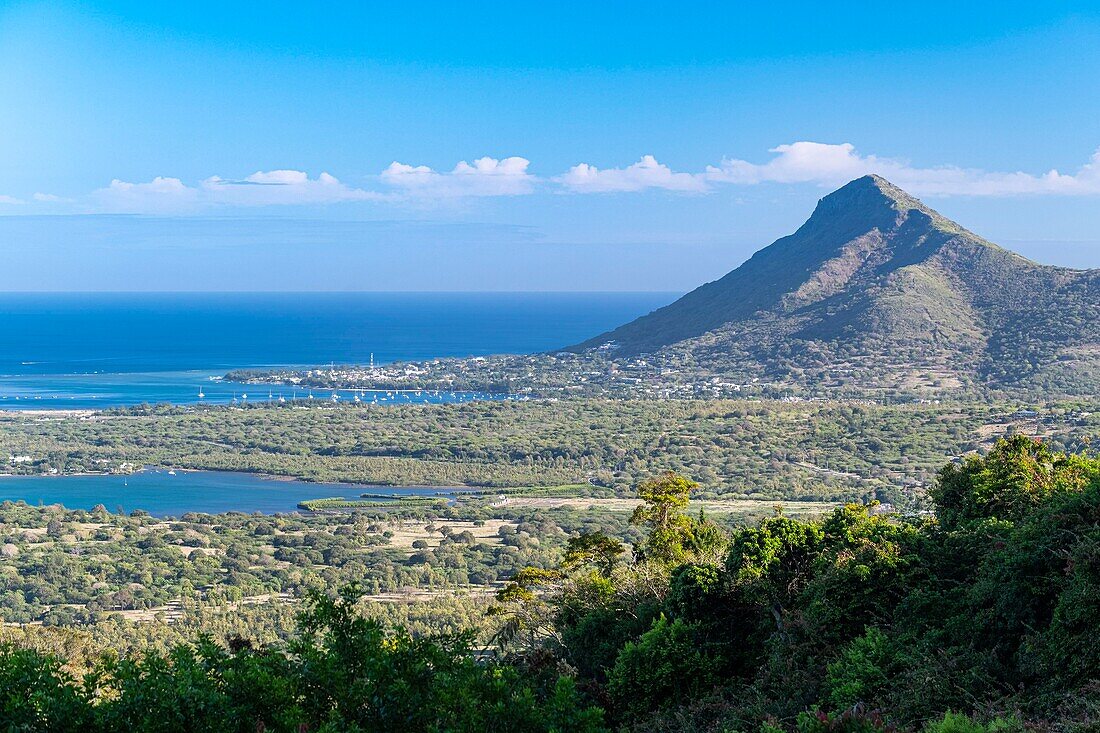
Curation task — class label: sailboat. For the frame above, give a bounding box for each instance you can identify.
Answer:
[197,387,205,399]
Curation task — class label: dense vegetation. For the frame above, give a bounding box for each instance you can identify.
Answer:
[0,586,606,732]
[3,398,1096,508]
[3,436,1099,731]
[0,497,641,631]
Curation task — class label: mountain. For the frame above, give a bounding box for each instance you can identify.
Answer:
[568,175,1100,395]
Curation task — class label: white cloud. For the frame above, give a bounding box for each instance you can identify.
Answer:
[16,145,1100,216]
[557,155,707,193]
[92,177,201,213]
[875,151,1100,196]
[706,142,875,185]
[90,171,381,213]
[380,156,535,197]
[706,142,1100,196]
[201,170,381,206]
[83,159,534,213]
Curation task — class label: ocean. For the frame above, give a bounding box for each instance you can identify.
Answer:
[0,292,674,409]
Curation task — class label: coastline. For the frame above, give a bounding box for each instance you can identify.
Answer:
[0,465,477,492]
[0,408,97,417]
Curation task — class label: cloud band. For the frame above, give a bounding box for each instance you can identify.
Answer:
[8,143,1100,213]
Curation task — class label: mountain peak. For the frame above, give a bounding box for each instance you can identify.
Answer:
[830,174,920,207]
[567,176,1100,395]
[798,174,958,242]
[812,174,927,215]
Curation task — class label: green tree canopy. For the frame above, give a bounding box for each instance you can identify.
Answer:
[932,435,1097,529]
[630,471,698,565]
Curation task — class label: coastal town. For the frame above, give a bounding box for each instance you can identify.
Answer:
[226,350,765,400]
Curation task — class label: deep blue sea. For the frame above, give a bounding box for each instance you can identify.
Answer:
[0,292,675,409]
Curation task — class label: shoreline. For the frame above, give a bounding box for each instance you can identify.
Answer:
[0,467,486,517]
[0,465,478,492]
[0,408,98,417]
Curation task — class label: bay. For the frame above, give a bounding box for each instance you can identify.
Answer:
[0,291,675,409]
[0,470,465,517]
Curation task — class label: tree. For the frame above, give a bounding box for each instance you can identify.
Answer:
[562,532,624,577]
[630,472,698,565]
[0,645,92,732]
[606,614,721,723]
[932,435,1095,529]
[726,515,824,634]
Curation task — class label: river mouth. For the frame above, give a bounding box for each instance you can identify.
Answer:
[0,468,471,517]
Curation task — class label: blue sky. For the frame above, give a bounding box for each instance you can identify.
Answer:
[2,1,1100,290]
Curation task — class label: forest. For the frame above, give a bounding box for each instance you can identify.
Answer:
[2,398,1097,508]
[2,436,1099,731]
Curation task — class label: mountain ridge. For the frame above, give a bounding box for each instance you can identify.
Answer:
[567,175,1100,395]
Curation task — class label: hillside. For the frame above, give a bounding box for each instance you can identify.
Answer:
[569,175,1100,395]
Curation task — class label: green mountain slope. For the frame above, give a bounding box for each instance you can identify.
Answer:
[569,175,1100,394]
